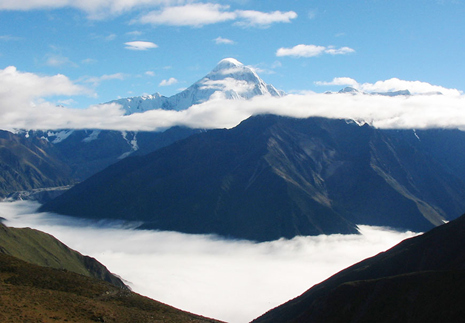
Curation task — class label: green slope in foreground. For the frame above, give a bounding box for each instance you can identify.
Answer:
[0,253,221,322]
[0,222,126,288]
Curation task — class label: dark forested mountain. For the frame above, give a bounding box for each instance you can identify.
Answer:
[40,115,465,241]
[253,213,465,323]
[0,127,199,198]
[21,127,200,181]
[0,130,74,197]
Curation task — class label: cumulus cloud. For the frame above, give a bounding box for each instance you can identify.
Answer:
[0,200,418,323]
[137,3,236,27]
[276,44,355,58]
[0,0,185,19]
[136,3,297,28]
[159,77,178,86]
[124,41,158,50]
[234,9,297,27]
[214,36,235,45]
[0,66,90,101]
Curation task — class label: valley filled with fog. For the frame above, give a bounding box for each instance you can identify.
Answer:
[0,200,418,323]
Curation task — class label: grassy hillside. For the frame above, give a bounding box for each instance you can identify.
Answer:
[0,253,221,322]
[0,222,126,288]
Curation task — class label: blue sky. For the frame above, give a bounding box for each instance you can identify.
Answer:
[0,0,464,130]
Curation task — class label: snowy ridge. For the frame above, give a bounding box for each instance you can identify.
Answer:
[109,58,284,115]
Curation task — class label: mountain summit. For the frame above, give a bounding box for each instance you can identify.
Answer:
[109,58,283,114]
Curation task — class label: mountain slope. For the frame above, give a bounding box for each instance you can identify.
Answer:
[0,130,74,198]
[110,58,283,114]
[253,213,465,323]
[0,253,221,322]
[40,115,465,241]
[0,222,126,289]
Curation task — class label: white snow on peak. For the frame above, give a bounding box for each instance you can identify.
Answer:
[107,58,284,115]
[212,58,244,72]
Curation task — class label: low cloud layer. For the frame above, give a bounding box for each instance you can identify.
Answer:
[1,65,465,132]
[0,200,418,323]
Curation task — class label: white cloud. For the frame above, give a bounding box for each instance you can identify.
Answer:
[145,70,155,76]
[84,73,126,86]
[316,77,462,96]
[200,78,255,94]
[45,54,78,67]
[138,3,236,27]
[325,46,355,55]
[159,77,178,86]
[0,0,185,19]
[1,66,465,133]
[214,36,235,45]
[126,30,143,37]
[315,77,360,87]
[81,58,97,64]
[0,200,418,323]
[136,3,297,28]
[0,66,89,100]
[124,41,158,50]
[105,33,117,41]
[276,44,355,58]
[234,9,297,27]
[0,34,21,41]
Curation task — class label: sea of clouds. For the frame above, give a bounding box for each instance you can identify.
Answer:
[0,200,419,323]
[1,65,465,133]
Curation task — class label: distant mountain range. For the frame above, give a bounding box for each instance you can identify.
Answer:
[0,130,74,198]
[40,115,465,241]
[0,58,282,199]
[253,211,465,322]
[2,57,465,321]
[0,127,199,200]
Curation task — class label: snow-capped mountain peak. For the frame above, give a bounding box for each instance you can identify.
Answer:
[108,58,283,115]
[212,57,244,72]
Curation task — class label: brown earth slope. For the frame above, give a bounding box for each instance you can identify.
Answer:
[0,222,126,289]
[0,253,221,323]
[253,213,465,322]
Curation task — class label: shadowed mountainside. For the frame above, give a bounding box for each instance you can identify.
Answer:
[41,115,465,241]
[253,213,465,322]
[0,130,74,198]
[0,127,200,199]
